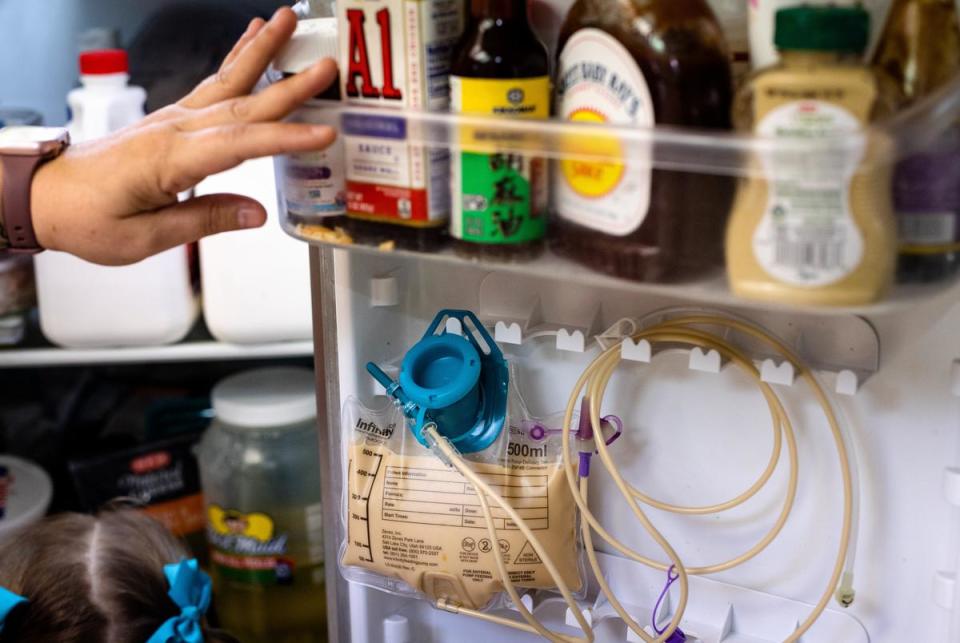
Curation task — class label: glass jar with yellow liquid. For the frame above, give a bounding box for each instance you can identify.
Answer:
[197,367,327,643]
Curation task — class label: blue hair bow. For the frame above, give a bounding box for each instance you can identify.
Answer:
[147,559,212,643]
[0,587,27,633]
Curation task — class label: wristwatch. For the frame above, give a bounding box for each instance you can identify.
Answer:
[0,126,71,253]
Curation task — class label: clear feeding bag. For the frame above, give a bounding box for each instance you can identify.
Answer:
[338,310,585,612]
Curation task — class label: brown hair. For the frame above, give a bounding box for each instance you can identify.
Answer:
[0,510,229,643]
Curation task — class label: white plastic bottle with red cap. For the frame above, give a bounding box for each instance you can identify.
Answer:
[67,49,147,139]
[33,49,197,349]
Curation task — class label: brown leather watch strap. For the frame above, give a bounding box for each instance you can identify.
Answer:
[1,154,45,253]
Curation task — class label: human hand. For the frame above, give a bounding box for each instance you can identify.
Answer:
[29,7,337,266]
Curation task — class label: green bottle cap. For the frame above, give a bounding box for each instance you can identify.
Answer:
[774,5,870,53]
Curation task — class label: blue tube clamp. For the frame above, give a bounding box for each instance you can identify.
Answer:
[367,310,508,454]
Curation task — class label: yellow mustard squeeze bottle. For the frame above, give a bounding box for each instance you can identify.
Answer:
[727,5,898,306]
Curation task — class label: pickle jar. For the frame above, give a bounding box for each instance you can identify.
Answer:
[197,367,327,643]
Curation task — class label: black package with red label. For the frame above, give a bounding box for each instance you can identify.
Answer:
[68,431,207,560]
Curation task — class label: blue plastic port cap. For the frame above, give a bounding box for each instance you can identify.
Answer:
[399,334,482,410]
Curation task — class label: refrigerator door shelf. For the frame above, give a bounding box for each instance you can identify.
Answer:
[279,92,960,321]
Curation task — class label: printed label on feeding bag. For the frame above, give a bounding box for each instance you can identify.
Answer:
[342,439,580,609]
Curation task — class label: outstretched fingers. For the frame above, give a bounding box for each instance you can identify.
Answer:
[114,193,268,264]
[182,59,338,131]
[180,7,298,109]
[167,121,336,191]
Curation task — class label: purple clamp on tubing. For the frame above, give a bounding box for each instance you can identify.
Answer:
[522,398,622,478]
[575,397,623,478]
[652,566,686,642]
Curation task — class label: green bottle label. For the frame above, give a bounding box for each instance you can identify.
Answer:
[450,76,551,245]
[456,152,547,244]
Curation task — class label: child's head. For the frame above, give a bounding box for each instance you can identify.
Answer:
[0,510,227,643]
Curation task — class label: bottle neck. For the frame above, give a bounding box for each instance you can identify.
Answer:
[80,72,130,88]
[470,0,528,22]
[779,50,863,67]
[294,0,335,17]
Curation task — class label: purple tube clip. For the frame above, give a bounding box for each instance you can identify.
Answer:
[520,400,623,479]
[578,452,591,478]
[653,566,686,642]
[576,398,594,477]
[576,397,594,441]
[600,414,623,450]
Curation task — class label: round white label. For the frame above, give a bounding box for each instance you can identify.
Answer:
[753,100,866,287]
[555,29,654,236]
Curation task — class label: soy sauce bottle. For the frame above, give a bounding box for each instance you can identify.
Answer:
[449,0,551,261]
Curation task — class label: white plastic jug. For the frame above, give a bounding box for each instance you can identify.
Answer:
[197,157,313,345]
[33,50,197,349]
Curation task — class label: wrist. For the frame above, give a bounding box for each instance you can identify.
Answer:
[0,126,70,253]
[30,157,63,252]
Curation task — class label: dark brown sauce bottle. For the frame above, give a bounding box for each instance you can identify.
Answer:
[449,0,551,261]
[346,209,448,252]
[553,0,735,282]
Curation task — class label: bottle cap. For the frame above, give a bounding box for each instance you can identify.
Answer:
[399,334,483,412]
[212,367,317,429]
[366,310,509,454]
[79,49,129,75]
[274,18,338,74]
[774,6,869,54]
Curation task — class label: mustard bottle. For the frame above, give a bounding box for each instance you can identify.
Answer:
[726,5,898,306]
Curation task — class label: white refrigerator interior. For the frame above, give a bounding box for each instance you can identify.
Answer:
[309,247,960,643]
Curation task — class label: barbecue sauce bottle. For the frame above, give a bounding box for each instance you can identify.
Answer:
[449,0,551,261]
[554,0,734,282]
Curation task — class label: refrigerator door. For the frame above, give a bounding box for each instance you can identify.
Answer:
[309,245,960,643]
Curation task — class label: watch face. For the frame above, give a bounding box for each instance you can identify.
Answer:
[0,126,70,156]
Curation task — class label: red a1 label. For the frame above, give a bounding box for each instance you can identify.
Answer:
[345,8,403,101]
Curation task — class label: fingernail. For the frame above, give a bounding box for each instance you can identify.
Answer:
[237,207,265,228]
[312,125,336,142]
